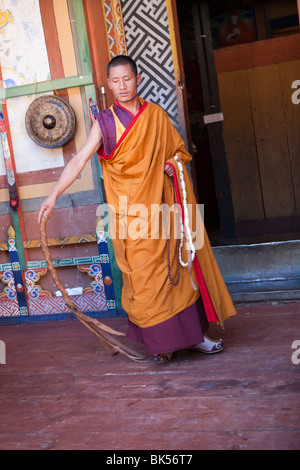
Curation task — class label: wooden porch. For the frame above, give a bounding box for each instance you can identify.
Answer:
[0,301,299,450]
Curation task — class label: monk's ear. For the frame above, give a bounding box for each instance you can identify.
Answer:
[136,74,141,86]
[107,77,112,90]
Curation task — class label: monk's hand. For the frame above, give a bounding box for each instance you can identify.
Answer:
[38,193,57,225]
[164,164,173,178]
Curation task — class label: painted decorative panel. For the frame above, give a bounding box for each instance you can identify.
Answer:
[0,0,65,174]
[102,0,127,57]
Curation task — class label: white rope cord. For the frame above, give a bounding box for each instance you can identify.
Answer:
[174,154,196,267]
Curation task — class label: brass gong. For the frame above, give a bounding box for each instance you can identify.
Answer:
[25,95,76,149]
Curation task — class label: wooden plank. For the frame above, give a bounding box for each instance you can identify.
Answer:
[0,74,94,101]
[247,64,296,219]
[39,0,64,80]
[71,0,97,120]
[279,60,300,213]
[254,3,268,40]
[53,0,88,153]
[218,70,264,222]
[23,234,96,249]
[72,0,93,76]
[82,0,115,107]
[0,302,299,449]
[214,33,300,74]
[38,0,77,199]
[53,0,77,77]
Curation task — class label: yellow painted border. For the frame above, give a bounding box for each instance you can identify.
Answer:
[165,0,180,85]
[165,0,188,144]
[112,0,128,56]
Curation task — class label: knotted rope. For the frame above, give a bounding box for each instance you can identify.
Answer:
[40,216,146,362]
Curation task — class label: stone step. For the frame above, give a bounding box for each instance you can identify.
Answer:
[212,240,300,302]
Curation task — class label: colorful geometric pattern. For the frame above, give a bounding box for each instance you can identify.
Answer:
[0,271,16,300]
[25,268,51,300]
[0,299,20,317]
[27,293,107,316]
[120,0,180,129]
[103,0,127,57]
[0,255,105,273]
[96,228,117,310]
[78,264,105,296]
[0,227,116,318]
[0,264,108,318]
[0,234,113,318]
[7,231,28,316]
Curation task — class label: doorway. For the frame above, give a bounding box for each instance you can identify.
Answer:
[176,0,221,242]
[175,0,300,245]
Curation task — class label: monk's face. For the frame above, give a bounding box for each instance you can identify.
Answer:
[107,64,141,106]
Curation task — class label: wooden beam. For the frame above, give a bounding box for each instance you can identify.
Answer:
[255,2,268,41]
[0,74,94,101]
[82,0,115,107]
[39,0,65,80]
[73,0,123,311]
[214,34,300,74]
[0,233,97,251]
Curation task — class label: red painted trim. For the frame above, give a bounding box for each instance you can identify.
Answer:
[166,162,218,323]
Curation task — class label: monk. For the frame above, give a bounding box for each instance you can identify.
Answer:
[38,55,236,364]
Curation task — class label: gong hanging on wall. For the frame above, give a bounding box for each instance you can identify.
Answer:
[25,95,76,149]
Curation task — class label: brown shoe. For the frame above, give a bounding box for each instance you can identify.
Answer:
[153,352,173,364]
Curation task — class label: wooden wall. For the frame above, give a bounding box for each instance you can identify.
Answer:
[214,34,300,233]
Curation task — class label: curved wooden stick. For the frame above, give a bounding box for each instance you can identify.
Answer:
[40,216,146,362]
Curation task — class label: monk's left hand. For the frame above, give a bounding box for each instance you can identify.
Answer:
[164,164,173,178]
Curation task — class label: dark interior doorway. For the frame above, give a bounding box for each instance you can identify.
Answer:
[176,0,221,241]
[175,0,300,245]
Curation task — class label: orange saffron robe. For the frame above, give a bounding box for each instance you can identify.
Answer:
[98,99,237,329]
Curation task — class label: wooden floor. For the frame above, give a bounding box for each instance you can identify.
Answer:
[0,301,299,450]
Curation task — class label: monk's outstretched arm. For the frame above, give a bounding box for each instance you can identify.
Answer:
[38,120,103,224]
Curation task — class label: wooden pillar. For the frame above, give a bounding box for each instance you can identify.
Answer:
[83,0,115,108]
[192,0,235,239]
[78,0,123,310]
